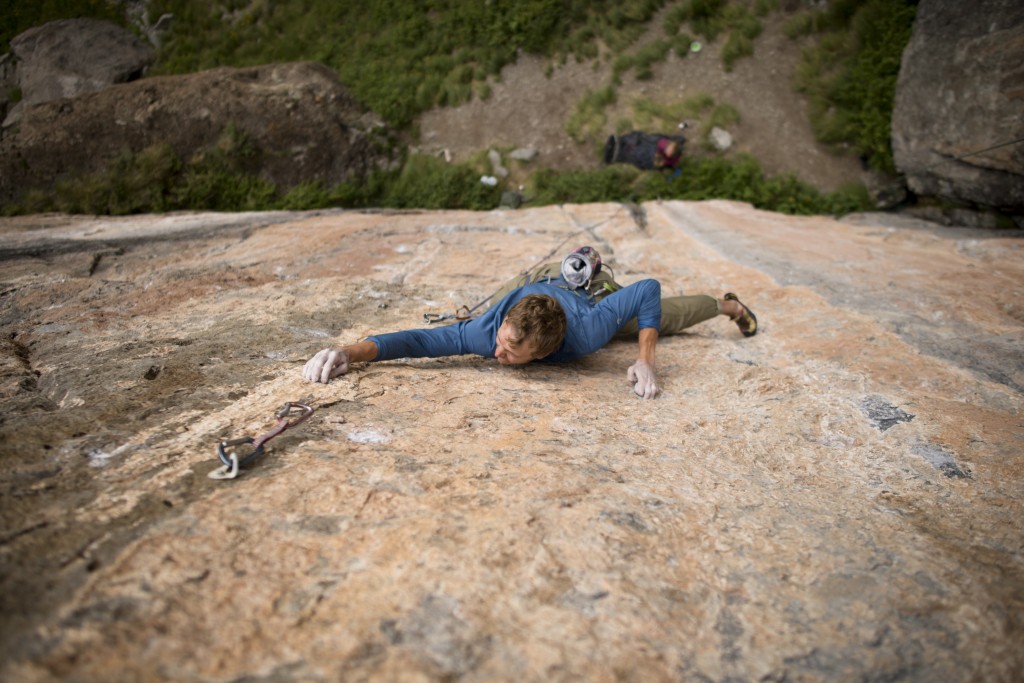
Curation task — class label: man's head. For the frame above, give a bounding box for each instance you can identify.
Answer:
[494,294,566,365]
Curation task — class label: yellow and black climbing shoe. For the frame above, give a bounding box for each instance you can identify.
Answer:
[725,292,758,338]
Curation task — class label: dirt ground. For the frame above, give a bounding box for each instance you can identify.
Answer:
[418,11,865,193]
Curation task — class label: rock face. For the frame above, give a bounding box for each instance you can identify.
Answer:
[0,62,392,206]
[0,201,1021,681]
[2,18,155,127]
[892,0,1024,213]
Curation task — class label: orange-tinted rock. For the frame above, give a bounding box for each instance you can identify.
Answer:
[1,202,1021,681]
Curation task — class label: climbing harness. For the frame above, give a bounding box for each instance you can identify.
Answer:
[208,402,315,480]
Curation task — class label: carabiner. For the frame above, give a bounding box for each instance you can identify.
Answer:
[277,401,314,427]
[208,452,241,480]
[216,436,265,469]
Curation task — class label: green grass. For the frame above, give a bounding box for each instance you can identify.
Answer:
[566,86,618,143]
[529,155,871,215]
[792,0,917,173]
[4,0,911,217]
[5,131,870,219]
[140,0,674,128]
[629,94,738,146]
[660,0,766,73]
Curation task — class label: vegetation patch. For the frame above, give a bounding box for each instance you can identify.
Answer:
[791,0,917,173]
[7,137,870,218]
[144,0,680,128]
[662,0,772,71]
[530,155,870,215]
[567,86,618,144]
[630,94,738,143]
[3,0,913,216]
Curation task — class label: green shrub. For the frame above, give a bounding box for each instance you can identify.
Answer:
[722,32,754,72]
[382,155,500,210]
[48,144,180,215]
[663,6,689,36]
[531,165,642,205]
[672,33,695,59]
[795,0,917,173]
[633,39,672,80]
[9,147,871,218]
[612,54,635,84]
[12,124,281,214]
[173,163,276,212]
[531,154,872,216]
[276,181,335,211]
[754,0,778,17]
[667,0,766,70]
[784,11,818,39]
[689,0,728,41]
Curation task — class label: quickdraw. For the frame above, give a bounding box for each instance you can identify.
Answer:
[208,402,315,480]
[423,301,489,325]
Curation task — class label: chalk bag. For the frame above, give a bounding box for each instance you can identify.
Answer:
[560,246,602,289]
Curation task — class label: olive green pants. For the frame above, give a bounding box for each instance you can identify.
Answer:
[491,262,719,336]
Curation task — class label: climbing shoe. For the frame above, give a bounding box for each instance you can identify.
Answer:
[724,292,758,337]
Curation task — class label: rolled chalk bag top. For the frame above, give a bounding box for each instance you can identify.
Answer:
[560,246,602,289]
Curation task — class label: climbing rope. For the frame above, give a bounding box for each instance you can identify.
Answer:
[921,136,1024,171]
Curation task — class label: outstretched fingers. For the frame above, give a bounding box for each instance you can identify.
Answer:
[303,348,350,383]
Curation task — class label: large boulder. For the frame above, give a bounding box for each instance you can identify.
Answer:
[891,0,1024,214]
[3,18,155,127]
[0,62,392,205]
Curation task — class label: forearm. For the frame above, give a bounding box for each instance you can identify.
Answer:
[341,339,378,363]
[637,327,658,364]
[366,324,472,361]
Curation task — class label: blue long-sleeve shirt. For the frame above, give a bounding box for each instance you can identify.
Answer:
[368,279,661,363]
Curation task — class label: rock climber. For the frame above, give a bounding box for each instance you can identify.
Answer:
[604,130,686,172]
[654,138,683,170]
[302,247,757,399]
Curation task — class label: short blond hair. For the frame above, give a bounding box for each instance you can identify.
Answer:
[504,294,566,358]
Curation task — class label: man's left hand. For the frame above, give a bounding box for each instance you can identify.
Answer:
[627,360,659,399]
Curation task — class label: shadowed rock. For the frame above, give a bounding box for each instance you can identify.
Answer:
[0,62,393,206]
[892,0,1024,213]
[2,19,154,127]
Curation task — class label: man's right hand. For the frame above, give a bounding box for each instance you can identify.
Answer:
[303,347,350,383]
[627,359,659,399]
